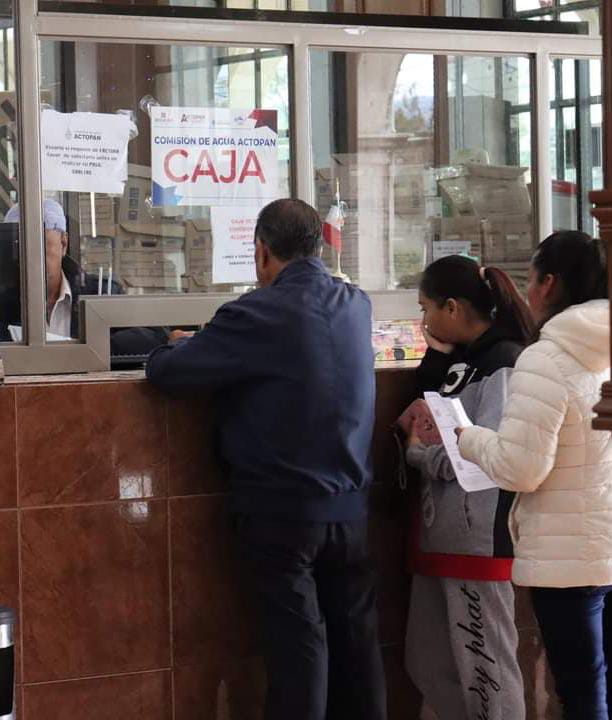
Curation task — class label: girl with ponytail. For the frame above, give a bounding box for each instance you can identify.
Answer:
[397,255,534,720]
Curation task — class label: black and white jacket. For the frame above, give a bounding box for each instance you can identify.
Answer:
[406,327,524,581]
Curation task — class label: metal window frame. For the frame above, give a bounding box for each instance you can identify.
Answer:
[1,0,601,374]
[514,51,602,234]
[546,52,603,233]
[36,3,587,33]
[513,0,601,22]
[515,0,603,230]
[78,290,423,369]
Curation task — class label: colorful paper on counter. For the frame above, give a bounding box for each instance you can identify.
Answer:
[372,320,427,362]
[150,107,279,207]
[41,110,130,194]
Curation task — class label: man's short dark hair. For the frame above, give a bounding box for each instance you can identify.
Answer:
[255,199,322,261]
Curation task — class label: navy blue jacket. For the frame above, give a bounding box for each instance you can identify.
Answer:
[146,257,375,521]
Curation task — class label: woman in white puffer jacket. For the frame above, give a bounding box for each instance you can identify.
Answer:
[456,231,611,720]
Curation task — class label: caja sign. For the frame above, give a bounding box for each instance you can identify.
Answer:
[150,107,279,207]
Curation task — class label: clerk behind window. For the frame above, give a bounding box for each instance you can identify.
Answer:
[1,199,92,340]
[147,198,387,720]
[0,199,164,355]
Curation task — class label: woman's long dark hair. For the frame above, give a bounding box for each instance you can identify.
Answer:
[420,255,535,344]
[532,231,608,323]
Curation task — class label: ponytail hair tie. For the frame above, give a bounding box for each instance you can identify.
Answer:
[479,266,488,282]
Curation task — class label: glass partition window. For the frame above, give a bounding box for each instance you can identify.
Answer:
[32,39,290,324]
[512,0,601,35]
[311,50,534,291]
[0,39,290,351]
[550,57,602,233]
[0,2,20,343]
[1,2,602,372]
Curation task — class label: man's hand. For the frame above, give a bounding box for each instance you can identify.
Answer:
[168,329,195,344]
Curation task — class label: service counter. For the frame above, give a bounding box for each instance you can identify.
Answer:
[0,366,557,719]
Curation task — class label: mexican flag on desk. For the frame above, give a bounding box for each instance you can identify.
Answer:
[323,194,344,253]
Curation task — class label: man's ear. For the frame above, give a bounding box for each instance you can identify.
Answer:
[60,232,68,256]
[255,238,270,267]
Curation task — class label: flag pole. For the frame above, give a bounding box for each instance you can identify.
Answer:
[324,177,350,282]
[335,179,342,275]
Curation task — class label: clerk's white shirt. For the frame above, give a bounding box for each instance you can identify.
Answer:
[47,271,72,340]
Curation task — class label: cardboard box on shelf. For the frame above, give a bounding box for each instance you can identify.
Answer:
[439,216,482,259]
[440,216,481,241]
[115,221,185,293]
[481,215,533,264]
[436,164,532,218]
[119,164,151,225]
[183,218,212,292]
[78,193,116,238]
[119,163,184,225]
[79,236,114,278]
[394,165,429,217]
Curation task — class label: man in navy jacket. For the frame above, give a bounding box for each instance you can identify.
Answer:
[146,199,386,720]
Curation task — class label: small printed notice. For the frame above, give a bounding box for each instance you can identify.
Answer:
[41,110,130,194]
[424,391,497,493]
[151,107,279,207]
[211,206,259,284]
[425,197,442,219]
[432,240,472,261]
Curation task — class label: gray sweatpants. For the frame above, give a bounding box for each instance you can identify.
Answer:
[405,574,525,720]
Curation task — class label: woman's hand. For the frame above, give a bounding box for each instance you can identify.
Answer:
[422,325,455,355]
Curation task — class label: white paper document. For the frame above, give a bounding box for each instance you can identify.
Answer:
[7,325,21,342]
[424,391,497,493]
[211,205,259,284]
[8,325,72,343]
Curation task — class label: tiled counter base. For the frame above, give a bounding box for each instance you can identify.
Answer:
[0,370,559,719]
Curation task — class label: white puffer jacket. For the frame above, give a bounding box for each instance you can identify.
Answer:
[459,299,612,588]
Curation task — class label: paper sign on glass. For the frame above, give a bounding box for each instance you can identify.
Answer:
[211,206,259,285]
[424,391,497,493]
[150,107,279,207]
[432,240,472,261]
[41,110,130,194]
